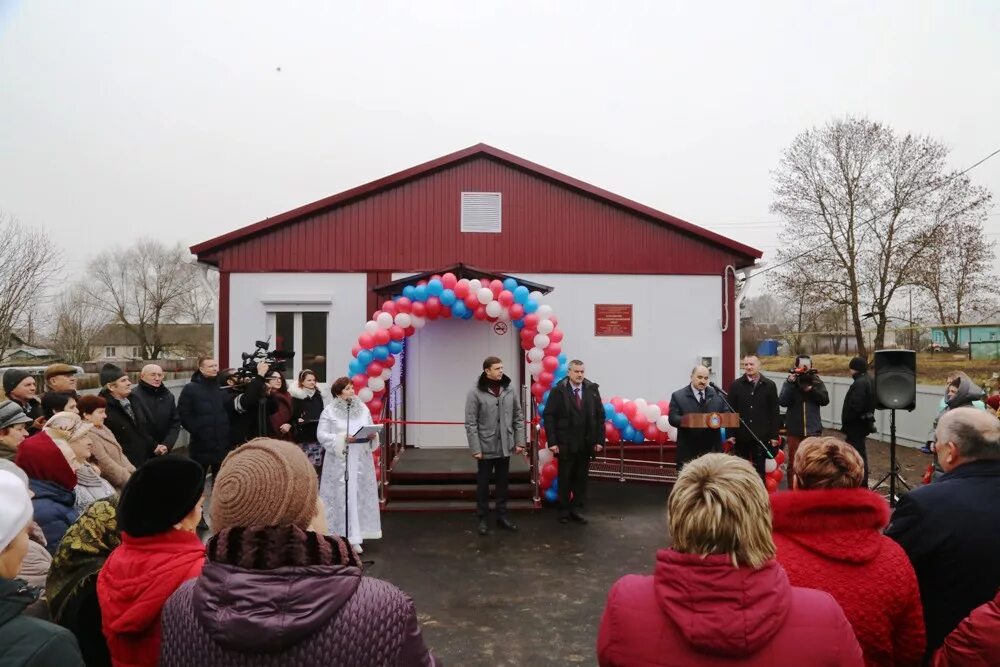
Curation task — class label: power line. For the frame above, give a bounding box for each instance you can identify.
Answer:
[749,146,1000,278]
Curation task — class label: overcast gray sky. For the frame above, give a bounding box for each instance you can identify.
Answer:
[1,1,998,282]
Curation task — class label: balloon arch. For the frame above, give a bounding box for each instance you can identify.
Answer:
[346,271,784,495]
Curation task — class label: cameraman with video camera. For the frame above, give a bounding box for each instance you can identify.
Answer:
[778,354,830,483]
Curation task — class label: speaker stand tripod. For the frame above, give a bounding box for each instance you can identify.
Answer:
[871,409,910,507]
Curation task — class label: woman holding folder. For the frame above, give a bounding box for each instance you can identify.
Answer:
[317,377,382,553]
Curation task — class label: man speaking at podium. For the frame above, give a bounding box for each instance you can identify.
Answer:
[668,365,731,472]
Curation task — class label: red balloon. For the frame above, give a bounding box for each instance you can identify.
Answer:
[489,279,504,296]
[606,425,621,444]
[411,302,427,317]
[351,345,361,358]
[382,300,397,315]
[544,343,562,357]
[644,424,659,442]
[654,429,670,444]
[537,428,548,444]
[367,362,384,377]
[464,294,480,310]
[388,325,405,341]
[550,328,564,343]
[771,468,784,483]
[404,326,416,337]
[417,280,427,286]
[632,413,649,431]
[441,272,457,289]
[542,356,559,371]
[507,304,524,320]
[454,279,470,298]
[657,400,671,415]
[371,310,384,321]
[382,355,396,368]
[539,371,554,386]
[368,398,383,414]
[474,306,487,320]
[765,477,779,493]
[429,274,441,283]
[549,315,558,327]
[373,329,390,346]
[358,333,375,349]
[425,297,442,319]
[498,290,514,307]
[441,306,452,319]
[531,382,546,397]
[623,402,638,419]
[352,374,367,391]
[610,396,624,411]
[523,314,539,329]
[775,449,786,465]
[395,297,412,313]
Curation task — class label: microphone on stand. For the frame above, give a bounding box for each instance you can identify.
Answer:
[708,381,727,396]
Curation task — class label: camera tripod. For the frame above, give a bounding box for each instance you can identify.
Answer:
[871,409,910,507]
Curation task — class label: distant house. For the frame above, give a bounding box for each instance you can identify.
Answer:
[930,323,1000,348]
[90,324,213,362]
[1,333,59,367]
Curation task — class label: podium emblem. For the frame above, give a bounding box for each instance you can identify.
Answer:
[706,413,722,429]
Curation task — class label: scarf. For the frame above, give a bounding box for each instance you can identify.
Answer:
[330,397,365,422]
[207,525,363,570]
[47,497,121,623]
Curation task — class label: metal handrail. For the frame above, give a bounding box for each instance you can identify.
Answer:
[523,384,540,506]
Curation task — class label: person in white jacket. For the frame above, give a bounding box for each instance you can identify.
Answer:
[317,377,381,553]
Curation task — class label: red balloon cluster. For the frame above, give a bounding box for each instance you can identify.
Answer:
[764,448,787,493]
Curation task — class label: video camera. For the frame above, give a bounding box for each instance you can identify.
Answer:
[789,357,819,387]
[234,339,295,382]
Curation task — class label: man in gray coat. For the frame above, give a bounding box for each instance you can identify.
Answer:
[465,356,525,536]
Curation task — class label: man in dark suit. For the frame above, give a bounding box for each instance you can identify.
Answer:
[668,365,731,472]
[841,356,876,486]
[886,407,1000,656]
[542,359,605,524]
[726,355,780,480]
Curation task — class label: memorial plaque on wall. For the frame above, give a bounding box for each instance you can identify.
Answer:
[595,304,633,336]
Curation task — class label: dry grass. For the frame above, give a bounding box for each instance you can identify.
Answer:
[758,353,1000,388]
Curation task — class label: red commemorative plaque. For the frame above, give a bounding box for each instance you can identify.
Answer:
[595,304,633,336]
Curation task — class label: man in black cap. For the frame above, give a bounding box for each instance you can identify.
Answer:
[841,356,876,486]
[2,370,44,433]
[98,363,156,468]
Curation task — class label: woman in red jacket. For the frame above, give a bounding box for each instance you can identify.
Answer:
[933,588,1000,666]
[772,437,925,667]
[598,453,863,667]
[96,456,205,667]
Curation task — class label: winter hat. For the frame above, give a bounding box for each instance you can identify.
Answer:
[0,400,32,430]
[0,460,29,488]
[849,357,869,373]
[43,363,77,381]
[99,363,127,386]
[3,370,31,396]
[15,433,78,490]
[212,437,319,532]
[118,455,204,537]
[0,470,32,553]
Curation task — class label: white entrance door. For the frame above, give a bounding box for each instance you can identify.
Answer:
[403,317,520,448]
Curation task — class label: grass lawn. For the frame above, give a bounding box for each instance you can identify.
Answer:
[758,353,1000,387]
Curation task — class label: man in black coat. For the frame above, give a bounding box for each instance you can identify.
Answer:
[542,360,605,524]
[178,357,231,479]
[886,407,1000,656]
[841,356,876,486]
[131,364,181,455]
[725,355,780,480]
[668,365,731,473]
[98,363,157,468]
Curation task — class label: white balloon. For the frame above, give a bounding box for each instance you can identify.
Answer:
[376,312,393,329]
[645,405,662,421]
[381,368,392,380]
[533,333,550,349]
[368,377,386,392]
[364,320,379,334]
[477,287,493,305]
[527,361,543,377]
[538,448,554,467]
[765,458,778,473]
[633,398,648,414]
[411,315,426,328]
[666,425,678,441]
[358,388,374,402]
[656,415,671,432]
[537,304,553,319]
[537,319,554,335]
[527,347,544,362]
[529,290,543,302]
[468,279,482,293]
[394,313,412,328]
[485,301,502,317]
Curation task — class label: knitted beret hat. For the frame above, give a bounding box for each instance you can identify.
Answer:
[212,438,319,532]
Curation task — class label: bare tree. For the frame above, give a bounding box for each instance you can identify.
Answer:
[913,219,998,351]
[171,262,217,324]
[0,212,63,361]
[86,239,208,359]
[49,284,111,364]
[770,117,992,358]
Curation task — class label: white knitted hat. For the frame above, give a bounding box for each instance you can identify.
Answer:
[0,470,33,553]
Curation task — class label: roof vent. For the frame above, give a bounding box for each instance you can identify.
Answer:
[461,192,502,233]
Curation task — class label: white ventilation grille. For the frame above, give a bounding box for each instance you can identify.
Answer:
[460,192,502,233]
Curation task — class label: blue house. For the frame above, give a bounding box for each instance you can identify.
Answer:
[930,323,1000,347]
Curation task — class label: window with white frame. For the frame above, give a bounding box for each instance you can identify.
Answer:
[105,347,116,358]
[270,311,328,382]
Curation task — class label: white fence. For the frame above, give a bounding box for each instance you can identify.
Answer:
[761,372,944,449]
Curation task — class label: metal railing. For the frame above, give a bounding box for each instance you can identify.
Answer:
[377,383,404,508]
[589,442,678,484]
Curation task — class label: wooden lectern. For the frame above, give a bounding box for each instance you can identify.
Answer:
[680,412,741,429]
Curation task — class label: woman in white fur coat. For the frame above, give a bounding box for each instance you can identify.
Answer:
[317,377,381,553]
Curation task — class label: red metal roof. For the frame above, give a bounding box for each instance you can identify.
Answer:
[191,143,762,268]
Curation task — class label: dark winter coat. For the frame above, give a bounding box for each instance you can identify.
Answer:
[464,373,524,459]
[933,588,1000,667]
[842,372,877,439]
[0,578,84,666]
[668,384,731,469]
[131,381,181,448]
[772,488,925,667]
[99,389,156,469]
[28,478,80,555]
[291,386,325,443]
[160,526,438,667]
[778,375,830,437]
[597,549,863,666]
[224,375,275,447]
[542,377,605,457]
[726,374,780,447]
[178,371,231,468]
[12,397,43,434]
[886,458,1000,653]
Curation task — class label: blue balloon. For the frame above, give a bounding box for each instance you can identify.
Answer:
[604,403,615,420]
[348,360,363,376]
[542,390,550,403]
[557,353,568,365]
[554,368,567,381]
[451,301,468,318]
[622,424,636,441]
[513,318,525,329]
[538,401,546,413]
[358,350,373,366]
[632,429,646,443]
[550,478,558,492]
[613,413,629,430]
[513,286,530,304]
[402,285,415,299]
[503,277,518,292]
[462,308,474,320]
[544,488,557,502]
[388,340,403,354]
[373,346,389,360]
[413,285,428,302]
[440,288,456,306]
[427,278,443,297]
[557,364,568,375]
[523,299,539,314]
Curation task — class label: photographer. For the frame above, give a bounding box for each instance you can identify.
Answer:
[778,355,830,483]
[223,360,276,448]
[841,356,876,486]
